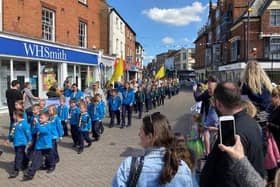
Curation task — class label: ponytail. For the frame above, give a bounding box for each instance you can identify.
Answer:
[159,141,179,185]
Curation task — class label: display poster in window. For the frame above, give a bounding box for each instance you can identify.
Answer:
[42,73,56,91]
[30,77,37,90]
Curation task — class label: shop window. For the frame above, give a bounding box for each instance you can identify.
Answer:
[270,9,280,26]
[42,8,55,41]
[0,60,11,106]
[79,21,87,48]
[41,62,58,91]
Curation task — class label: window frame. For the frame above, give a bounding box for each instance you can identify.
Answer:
[270,9,280,26]
[42,7,55,42]
[79,21,87,48]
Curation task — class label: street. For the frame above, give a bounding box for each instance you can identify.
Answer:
[0,89,194,187]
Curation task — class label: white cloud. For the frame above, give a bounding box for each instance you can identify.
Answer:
[162,37,175,44]
[142,2,207,26]
[184,37,190,42]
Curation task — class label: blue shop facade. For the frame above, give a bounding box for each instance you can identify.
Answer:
[0,33,114,109]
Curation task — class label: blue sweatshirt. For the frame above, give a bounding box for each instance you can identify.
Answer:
[69,107,80,126]
[49,115,64,140]
[70,90,84,102]
[79,112,91,132]
[64,88,72,97]
[120,88,135,105]
[57,104,69,121]
[8,119,31,147]
[30,114,40,135]
[108,95,122,111]
[34,122,53,150]
[92,102,105,121]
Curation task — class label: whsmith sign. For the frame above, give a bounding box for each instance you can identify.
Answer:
[0,34,98,65]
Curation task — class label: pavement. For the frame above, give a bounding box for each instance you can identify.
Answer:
[0,88,195,187]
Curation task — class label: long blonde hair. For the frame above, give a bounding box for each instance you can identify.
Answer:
[241,61,273,94]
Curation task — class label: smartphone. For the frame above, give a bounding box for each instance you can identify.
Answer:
[219,116,236,146]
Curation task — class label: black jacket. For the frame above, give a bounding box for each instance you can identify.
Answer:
[200,110,265,187]
[193,90,211,116]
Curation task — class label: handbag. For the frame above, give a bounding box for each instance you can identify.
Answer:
[127,156,144,187]
[264,130,280,170]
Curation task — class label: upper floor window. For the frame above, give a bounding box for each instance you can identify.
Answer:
[79,21,87,48]
[116,17,119,29]
[182,52,187,60]
[42,8,55,41]
[231,40,240,61]
[120,22,123,33]
[270,38,280,59]
[78,0,87,5]
[271,9,280,26]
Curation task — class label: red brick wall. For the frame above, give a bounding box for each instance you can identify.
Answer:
[3,0,105,51]
[194,35,207,69]
[261,10,280,35]
[125,25,136,64]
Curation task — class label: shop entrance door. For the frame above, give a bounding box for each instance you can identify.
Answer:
[14,71,27,90]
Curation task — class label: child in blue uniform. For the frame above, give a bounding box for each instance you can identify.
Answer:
[23,111,55,180]
[57,96,69,137]
[27,104,41,161]
[69,99,81,147]
[108,89,121,128]
[119,82,135,128]
[144,85,151,112]
[48,105,63,163]
[91,94,105,141]
[39,99,48,112]
[77,103,92,154]
[6,110,31,178]
[135,86,145,119]
[15,100,28,121]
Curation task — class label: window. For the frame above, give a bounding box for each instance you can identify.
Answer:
[78,0,87,5]
[231,40,240,61]
[116,17,119,29]
[182,52,187,60]
[120,22,123,33]
[79,21,87,48]
[208,32,212,43]
[42,8,55,41]
[120,41,123,55]
[271,38,280,59]
[270,9,280,26]
[216,25,221,40]
[116,38,119,53]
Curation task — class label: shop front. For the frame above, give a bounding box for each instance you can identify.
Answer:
[0,33,98,109]
[99,55,115,88]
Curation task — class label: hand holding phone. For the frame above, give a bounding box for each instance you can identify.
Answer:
[219,116,236,146]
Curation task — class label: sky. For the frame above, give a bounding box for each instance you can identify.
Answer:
[107,0,211,65]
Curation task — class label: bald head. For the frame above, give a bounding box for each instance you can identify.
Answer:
[214,81,241,109]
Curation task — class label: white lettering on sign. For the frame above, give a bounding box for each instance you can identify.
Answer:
[24,43,67,61]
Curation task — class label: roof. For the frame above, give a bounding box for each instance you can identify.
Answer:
[109,8,136,36]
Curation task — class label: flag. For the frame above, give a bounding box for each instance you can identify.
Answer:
[155,66,165,79]
[110,57,124,82]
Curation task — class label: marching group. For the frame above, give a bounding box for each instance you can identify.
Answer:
[3,77,180,181]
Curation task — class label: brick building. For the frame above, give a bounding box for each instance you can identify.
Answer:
[0,0,115,109]
[125,23,137,80]
[194,0,280,82]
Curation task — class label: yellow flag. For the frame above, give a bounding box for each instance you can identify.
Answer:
[110,57,124,82]
[155,66,165,79]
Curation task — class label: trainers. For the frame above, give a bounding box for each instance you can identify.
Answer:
[46,167,55,174]
[9,170,19,178]
[77,149,83,154]
[22,174,33,181]
[86,142,92,148]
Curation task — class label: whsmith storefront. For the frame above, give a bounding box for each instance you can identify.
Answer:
[0,33,99,109]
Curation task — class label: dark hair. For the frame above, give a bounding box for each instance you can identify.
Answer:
[13,110,24,118]
[32,104,40,109]
[142,112,179,185]
[72,83,78,88]
[11,80,20,87]
[174,132,195,171]
[24,82,30,88]
[214,82,241,109]
[40,111,49,118]
[70,98,76,104]
[15,99,24,106]
[208,75,218,83]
